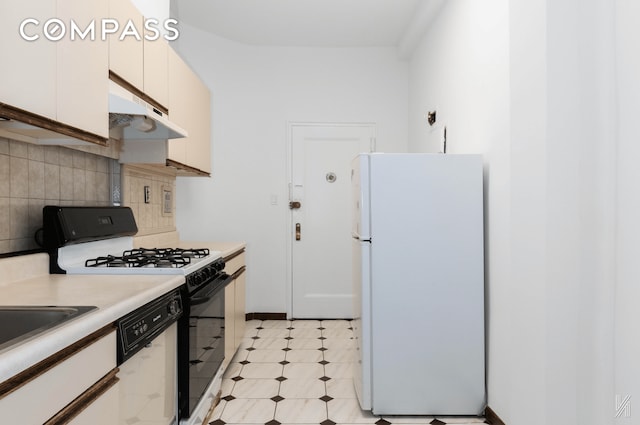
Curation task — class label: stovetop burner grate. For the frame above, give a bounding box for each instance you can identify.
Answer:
[84,247,210,268]
[124,247,210,258]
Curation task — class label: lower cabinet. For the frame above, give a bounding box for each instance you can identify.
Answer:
[0,326,117,424]
[66,382,119,425]
[233,271,246,352]
[49,371,119,425]
[223,249,246,368]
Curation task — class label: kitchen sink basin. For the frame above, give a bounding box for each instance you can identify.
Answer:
[0,306,97,353]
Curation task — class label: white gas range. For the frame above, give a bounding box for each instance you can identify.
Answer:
[54,236,222,276]
[43,206,231,425]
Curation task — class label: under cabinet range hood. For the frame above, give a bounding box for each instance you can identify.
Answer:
[108,80,187,140]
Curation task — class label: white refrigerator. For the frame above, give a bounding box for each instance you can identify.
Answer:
[351,153,486,416]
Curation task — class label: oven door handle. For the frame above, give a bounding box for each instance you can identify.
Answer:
[190,295,213,306]
[190,274,233,306]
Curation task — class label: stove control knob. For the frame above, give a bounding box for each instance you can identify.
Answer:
[168,300,181,315]
[198,270,207,282]
[142,324,148,333]
[200,269,210,280]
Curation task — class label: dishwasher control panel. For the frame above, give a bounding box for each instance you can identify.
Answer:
[116,287,183,364]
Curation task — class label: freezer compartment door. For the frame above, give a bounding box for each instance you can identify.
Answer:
[352,237,372,410]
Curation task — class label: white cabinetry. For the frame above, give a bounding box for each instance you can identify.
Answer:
[168,47,211,175]
[108,0,144,91]
[0,327,117,424]
[0,0,56,120]
[120,47,212,176]
[66,383,119,425]
[57,0,109,138]
[0,0,109,144]
[143,37,169,108]
[223,250,246,368]
[108,0,169,109]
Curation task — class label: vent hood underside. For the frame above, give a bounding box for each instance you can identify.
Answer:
[108,80,187,140]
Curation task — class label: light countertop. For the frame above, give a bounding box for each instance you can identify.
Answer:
[0,254,184,383]
[133,232,246,260]
[178,241,246,259]
[0,240,245,383]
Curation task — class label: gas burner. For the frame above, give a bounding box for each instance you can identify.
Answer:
[85,255,129,268]
[174,248,210,258]
[84,247,210,269]
[124,247,210,259]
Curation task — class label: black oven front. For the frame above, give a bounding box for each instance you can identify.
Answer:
[177,259,232,421]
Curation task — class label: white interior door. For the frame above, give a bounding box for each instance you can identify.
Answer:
[290,123,374,319]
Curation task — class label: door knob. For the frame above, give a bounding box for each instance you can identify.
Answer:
[295,223,301,241]
[289,201,301,209]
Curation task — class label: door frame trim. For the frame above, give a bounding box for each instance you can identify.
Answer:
[285,121,376,319]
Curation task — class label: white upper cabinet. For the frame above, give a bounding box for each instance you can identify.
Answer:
[0,0,57,120]
[119,47,211,176]
[108,0,144,91]
[57,0,109,138]
[168,47,211,175]
[144,37,169,108]
[167,47,189,166]
[108,0,169,109]
[184,71,211,174]
[0,0,109,142]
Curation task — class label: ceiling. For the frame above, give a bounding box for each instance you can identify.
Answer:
[172,0,424,48]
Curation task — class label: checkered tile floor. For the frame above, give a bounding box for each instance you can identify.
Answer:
[209,319,488,425]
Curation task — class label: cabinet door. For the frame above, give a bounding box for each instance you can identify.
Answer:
[0,0,56,119]
[224,282,236,369]
[108,0,143,90]
[167,47,188,165]
[57,0,109,138]
[67,382,119,425]
[143,37,169,108]
[185,75,211,174]
[168,47,211,174]
[0,331,116,424]
[234,271,246,350]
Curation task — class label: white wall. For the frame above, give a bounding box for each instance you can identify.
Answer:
[542,0,617,423]
[615,1,640,424]
[409,0,618,424]
[173,24,408,313]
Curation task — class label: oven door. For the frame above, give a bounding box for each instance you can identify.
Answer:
[178,274,231,420]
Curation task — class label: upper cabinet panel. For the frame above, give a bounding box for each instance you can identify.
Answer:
[167,47,188,166]
[184,75,211,174]
[0,0,109,143]
[168,47,212,175]
[57,0,109,138]
[0,0,57,120]
[144,38,169,108]
[108,0,169,109]
[108,0,144,91]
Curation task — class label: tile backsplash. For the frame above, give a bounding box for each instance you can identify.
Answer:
[0,138,113,254]
[121,165,176,236]
[1,137,178,255]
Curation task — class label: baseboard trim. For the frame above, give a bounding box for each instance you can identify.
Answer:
[245,312,287,321]
[485,406,506,425]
